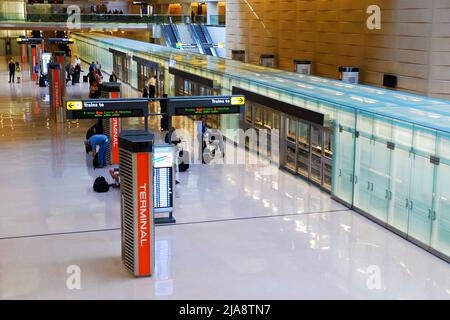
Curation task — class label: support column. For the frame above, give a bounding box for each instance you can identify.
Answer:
[182,2,191,23]
[207,1,219,25]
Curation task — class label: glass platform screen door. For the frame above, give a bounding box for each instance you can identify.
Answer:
[406,127,436,247]
[353,112,391,223]
[432,132,450,257]
[332,106,357,206]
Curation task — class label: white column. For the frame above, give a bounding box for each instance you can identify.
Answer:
[182,2,191,23]
[207,1,219,25]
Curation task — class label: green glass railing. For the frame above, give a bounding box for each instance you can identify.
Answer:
[0,12,26,21]
[13,13,225,26]
[208,15,226,26]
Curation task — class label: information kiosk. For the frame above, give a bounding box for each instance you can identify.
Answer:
[48,64,64,123]
[16,37,42,81]
[153,145,175,224]
[119,131,155,277]
[52,52,66,97]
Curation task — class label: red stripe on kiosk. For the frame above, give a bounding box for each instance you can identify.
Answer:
[137,152,151,275]
[31,46,37,81]
[101,83,122,165]
[48,64,64,123]
[53,52,66,97]
[111,117,120,164]
[119,131,155,277]
[21,45,27,71]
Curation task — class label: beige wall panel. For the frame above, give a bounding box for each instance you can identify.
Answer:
[226,0,450,98]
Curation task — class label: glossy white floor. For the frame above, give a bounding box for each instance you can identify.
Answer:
[0,62,448,300]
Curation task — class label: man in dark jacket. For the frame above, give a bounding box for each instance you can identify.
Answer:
[8,59,15,83]
[109,71,118,82]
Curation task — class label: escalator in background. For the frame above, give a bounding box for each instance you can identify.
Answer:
[174,24,202,54]
[162,24,180,48]
[191,24,217,56]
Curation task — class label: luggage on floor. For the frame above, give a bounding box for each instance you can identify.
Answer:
[83,75,88,83]
[178,150,189,172]
[93,176,109,193]
[39,77,46,87]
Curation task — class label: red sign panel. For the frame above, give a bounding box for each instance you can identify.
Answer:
[53,69,61,111]
[111,118,120,164]
[136,152,151,276]
[31,46,37,81]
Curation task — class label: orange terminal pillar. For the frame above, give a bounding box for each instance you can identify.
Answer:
[119,131,155,277]
[53,52,66,97]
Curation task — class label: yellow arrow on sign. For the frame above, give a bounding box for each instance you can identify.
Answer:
[67,101,83,110]
[231,96,245,105]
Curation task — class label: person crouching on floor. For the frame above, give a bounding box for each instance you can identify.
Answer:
[85,134,109,168]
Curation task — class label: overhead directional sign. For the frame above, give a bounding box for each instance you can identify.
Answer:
[168,95,245,116]
[48,38,75,44]
[16,37,43,45]
[65,98,148,119]
[175,43,198,49]
[231,96,245,105]
[67,101,83,110]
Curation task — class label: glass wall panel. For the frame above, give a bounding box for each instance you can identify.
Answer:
[413,127,436,155]
[332,107,356,204]
[408,153,434,245]
[354,135,373,213]
[374,116,392,141]
[285,117,297,171]
[369,140,391,223]
[431,160,450,257]
[323,130,333,159]
[297,121,309,177]
[354,112,390,222]
[310,125,322,184]
[385,120,414,233]
[388,144,412,234]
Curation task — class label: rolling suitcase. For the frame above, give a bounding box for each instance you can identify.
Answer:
[83,75,88,83]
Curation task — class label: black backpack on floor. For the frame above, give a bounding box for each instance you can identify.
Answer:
[93,176,109,193]
[178,150,189,172]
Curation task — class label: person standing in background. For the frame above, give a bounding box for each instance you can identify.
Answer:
[109,71,118,82]
[34,62,39,84]
[147,75,157,98]
[8,58,15,84]
[65,61,72,84]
